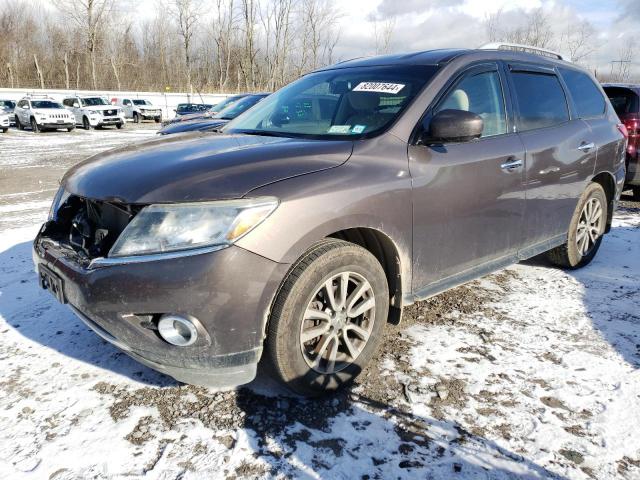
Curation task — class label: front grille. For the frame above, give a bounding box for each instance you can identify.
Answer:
[42,195,143,262]
[103,109,118,117]
[48,113,68,119]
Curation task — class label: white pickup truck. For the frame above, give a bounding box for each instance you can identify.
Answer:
[111,97,162,123]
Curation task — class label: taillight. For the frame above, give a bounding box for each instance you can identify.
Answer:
[618,123,629,139]
[624,118,640,135]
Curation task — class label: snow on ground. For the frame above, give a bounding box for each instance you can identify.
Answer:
[0,130,639,479]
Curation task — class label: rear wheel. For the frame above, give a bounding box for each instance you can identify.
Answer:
[632,186,640,201]
[30,118,39,133]
[547,182,607,269]
[82,116,91,130]
[267,240,389,397]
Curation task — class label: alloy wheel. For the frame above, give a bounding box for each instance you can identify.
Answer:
[576,197,603,256]
[300,271,376,374]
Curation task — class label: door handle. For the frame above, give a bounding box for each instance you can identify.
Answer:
[500,158,523,171]
[577,142,595,152]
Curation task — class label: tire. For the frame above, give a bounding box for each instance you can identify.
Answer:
[1,128,7,133]
[30,118,39,133]
[16,116,23,130]
[82,116,91,130]
[133,112,140,124]
[632,187,640,201]
[547,182,607,269]
[116,122,124,129]
[154,116,161,123]
[266,239,389,397]
[67,127,74,132]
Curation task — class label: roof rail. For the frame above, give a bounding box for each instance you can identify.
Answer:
[479,42,566,61]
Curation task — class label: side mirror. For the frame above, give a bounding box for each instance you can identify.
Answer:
[73,102,80,108]
[423,109,483,145]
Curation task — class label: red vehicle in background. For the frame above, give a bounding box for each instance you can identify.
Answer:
[603,84,640,200]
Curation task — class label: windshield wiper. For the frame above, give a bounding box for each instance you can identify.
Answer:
[236,130,288,138]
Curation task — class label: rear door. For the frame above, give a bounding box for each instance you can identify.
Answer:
[506,64,596,250]
[409,63,526,292]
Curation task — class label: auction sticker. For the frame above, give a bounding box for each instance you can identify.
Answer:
[353,82,405,94]
[328,125,352,134]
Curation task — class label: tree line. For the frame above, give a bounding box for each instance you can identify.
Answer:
[0,0,340,94]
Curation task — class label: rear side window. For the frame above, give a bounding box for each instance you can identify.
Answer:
[511,71,569,131]
[559,68,605,118]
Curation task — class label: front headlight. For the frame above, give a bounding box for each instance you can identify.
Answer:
[109,197,278,257]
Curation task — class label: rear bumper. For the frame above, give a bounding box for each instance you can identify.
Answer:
[33,230,289,388]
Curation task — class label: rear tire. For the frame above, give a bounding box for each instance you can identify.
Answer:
[266,239,389,397]
[547,182,607,269]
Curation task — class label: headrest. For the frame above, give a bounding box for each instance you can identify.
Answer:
[447,89,469,111]
[347,91,379,111]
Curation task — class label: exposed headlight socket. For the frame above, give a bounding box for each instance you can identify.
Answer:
[157,314,198,347]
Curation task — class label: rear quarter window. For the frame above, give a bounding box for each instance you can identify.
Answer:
[511,71,569,131]
[559,68,605,118]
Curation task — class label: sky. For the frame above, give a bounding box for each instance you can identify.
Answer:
[43,0,640,78]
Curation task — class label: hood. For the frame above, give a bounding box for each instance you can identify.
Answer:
[81,105,116,111]
[176,112,210,122]
[158,119,228,135]
[62,133,353,203]
[34,108,73,116]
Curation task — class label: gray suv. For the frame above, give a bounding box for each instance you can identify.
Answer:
[34,45,626,396]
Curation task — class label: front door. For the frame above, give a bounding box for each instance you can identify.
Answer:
[409,63,526,293]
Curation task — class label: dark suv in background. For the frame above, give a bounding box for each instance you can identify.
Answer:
[34,44,626,397]
[603,84,640,199]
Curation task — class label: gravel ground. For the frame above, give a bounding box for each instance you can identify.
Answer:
[0,128,639,479]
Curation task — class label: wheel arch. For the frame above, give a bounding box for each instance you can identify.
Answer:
[327,227,404,324]
[591,171,616,233]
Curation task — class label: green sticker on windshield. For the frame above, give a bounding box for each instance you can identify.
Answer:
[352,125,366,134]
[328,125,351,134]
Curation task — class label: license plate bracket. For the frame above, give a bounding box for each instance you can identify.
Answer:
[39,265,66,304]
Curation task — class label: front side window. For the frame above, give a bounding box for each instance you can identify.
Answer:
[18,100,27,108]
[559,68,605,118]
[512,71,569,131]
[81,97,108,106]
[132,100,149,106]
[435,69,507,137]
[226,65,439,139]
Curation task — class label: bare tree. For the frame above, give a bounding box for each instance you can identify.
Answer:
[610,45,635,82]
[562,20,597,63]
[53,0,114,90]
[485,8,554,49]
[371,15,395,55]
[168,0,201,96]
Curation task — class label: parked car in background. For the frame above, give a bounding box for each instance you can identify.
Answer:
[62,95,125,130]
[0,111,9,132]
[111,97,162,123]
[14,95,75,133]
[603,84,640,199]
[0,99,16,126]
[174,103,213,117]
[157,94,269,135]
[34,44,626,397]
[162,97,246,127]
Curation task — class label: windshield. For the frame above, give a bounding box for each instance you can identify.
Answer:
[32,100,63,109]
[210,96,245,113]
[215,95,267,119]
[81,97,108,106]
[225,65,439,139]
[133,99,151,106]
[0,100,16,109]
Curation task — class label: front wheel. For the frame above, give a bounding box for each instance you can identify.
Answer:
[266,240,389,397]
[116,122,124,129]
[133,113,140,124]
[547,182,607,269]
[82,117,91,130]
[1,128,7,133]
[154,116,161,123]
[30,118,40,133]
[67,127,74,132]
[16,116,23,130]
[633,186,640,202]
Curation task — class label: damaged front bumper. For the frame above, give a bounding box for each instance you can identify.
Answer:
[33,228,288,388]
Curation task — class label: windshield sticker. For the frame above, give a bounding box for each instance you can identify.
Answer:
[328,125,351,134]
[353,82,405,94]
[351,125,366,134]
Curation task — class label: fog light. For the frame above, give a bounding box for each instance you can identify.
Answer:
[157,314,198,346]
